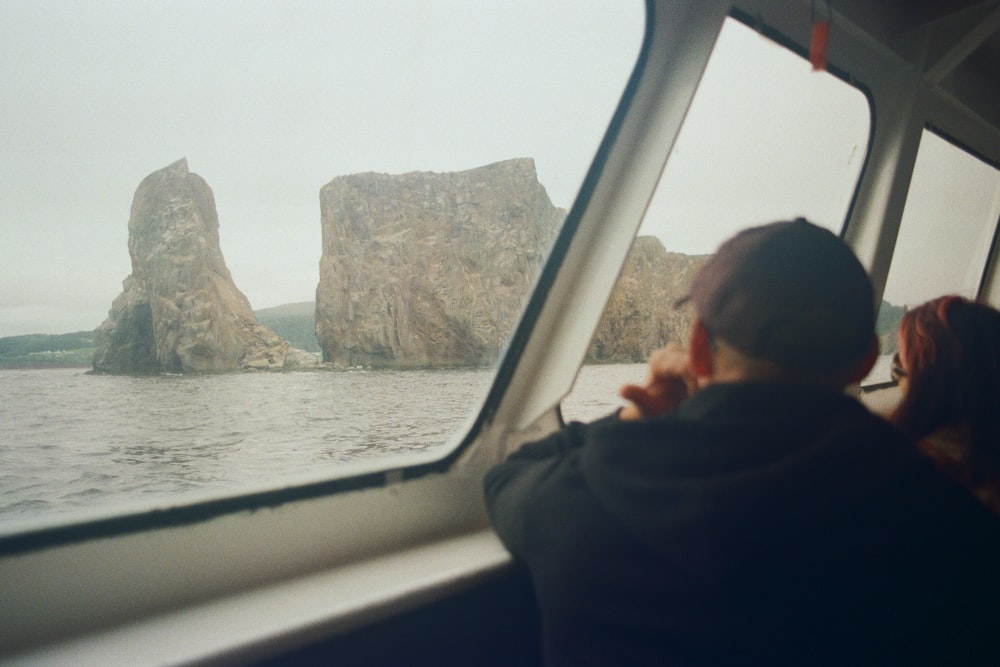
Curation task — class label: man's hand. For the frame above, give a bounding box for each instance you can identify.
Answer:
[618,343,698,421]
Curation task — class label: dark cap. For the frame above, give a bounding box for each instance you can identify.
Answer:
[682,218,874,371]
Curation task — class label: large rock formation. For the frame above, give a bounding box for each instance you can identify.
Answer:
[92,159,316,374]
[589,237,709,362]
[316,159,564,368]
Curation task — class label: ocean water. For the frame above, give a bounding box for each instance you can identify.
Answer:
[0,364,644,529]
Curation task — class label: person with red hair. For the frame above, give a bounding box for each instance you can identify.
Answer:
[891,295,1000,514]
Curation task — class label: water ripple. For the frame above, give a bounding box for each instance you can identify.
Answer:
[0,365,628,527]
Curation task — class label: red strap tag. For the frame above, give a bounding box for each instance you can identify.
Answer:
[810,21,830,71]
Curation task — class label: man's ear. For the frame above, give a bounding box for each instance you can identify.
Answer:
[689,319,714,378]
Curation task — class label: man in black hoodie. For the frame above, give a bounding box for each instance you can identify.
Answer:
[484,219,1000,666]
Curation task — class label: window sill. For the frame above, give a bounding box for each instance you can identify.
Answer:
[7,530,515,666]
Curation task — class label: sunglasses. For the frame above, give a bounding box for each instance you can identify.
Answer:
[890,352,907,382]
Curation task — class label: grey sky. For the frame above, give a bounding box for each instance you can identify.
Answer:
[638,19,870,252]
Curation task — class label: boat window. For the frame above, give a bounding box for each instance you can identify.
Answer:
[561,16,871,421]
[864,130,1000,385]
[0,1,643,531]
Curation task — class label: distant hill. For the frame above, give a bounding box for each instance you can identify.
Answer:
[0,331,96,368]
[0,303,319,368]
[255,302,315,319]
[254,301,319,353]
[0,296,908,370]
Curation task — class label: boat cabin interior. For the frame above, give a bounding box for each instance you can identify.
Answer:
[2,0,999,664]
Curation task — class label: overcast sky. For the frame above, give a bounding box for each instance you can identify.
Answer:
[2,2,996,337]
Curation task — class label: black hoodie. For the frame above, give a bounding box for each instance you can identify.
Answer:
[485,382,1000,666]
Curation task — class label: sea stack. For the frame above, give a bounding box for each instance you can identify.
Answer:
[588,237,709,362]
[92,159,314,374]
[315,158,565,368]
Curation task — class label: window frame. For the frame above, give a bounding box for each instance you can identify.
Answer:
[861,128,1000,390]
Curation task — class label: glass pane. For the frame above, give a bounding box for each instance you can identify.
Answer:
[0,1,643,529]
[866,130,1000,384]
[562,17,871,421]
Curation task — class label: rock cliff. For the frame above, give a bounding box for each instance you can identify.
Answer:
[92,159,316,374]
[589,237,709,362]
[316,158,564,368]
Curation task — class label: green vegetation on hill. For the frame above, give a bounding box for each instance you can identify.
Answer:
[0,331,96,368]
[0,303,319,369]
[255,301,319,353]
[254,302,314,319]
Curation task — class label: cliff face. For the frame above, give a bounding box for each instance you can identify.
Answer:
[589,237,709,363]
[92,159,314,374]
[316,158,564,368]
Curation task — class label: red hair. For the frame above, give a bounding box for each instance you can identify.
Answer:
[890,296,1000,484]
